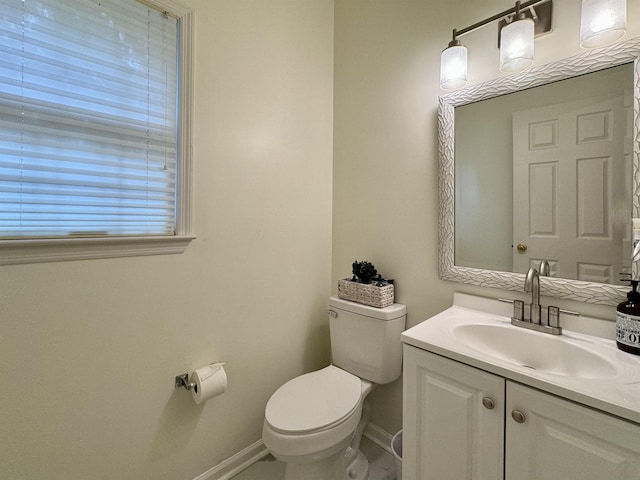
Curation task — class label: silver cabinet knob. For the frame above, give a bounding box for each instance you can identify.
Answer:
[482,397,495,410]
[511,410,526,423]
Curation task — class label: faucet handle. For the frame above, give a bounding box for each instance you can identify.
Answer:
[548,306,560,328]
[512,300,524,321]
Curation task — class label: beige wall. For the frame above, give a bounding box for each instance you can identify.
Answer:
[1,1,334,479]
[333,0,640,436]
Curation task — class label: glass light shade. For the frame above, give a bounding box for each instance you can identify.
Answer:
[500,17,534,73]
[580,0,626,48]
[440,44,468,90]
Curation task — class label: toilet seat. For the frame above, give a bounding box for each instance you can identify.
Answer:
[265,365,362,434]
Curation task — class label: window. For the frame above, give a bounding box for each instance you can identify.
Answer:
[0,0,193,264]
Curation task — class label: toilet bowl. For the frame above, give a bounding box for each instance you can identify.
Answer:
[262,297,407,480]
[262,365,373,479]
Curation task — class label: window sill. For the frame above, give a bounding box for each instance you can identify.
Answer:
[0,235,195,265]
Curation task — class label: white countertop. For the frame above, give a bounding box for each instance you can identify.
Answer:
[401,293,640,424]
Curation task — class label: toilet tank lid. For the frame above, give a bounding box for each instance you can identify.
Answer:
[329,296,406,320]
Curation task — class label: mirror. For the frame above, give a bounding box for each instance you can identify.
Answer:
[455,64,633,281]
[439,37,640,306]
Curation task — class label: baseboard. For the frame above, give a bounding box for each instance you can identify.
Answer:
[192,439,269,480]
[363,422,395,455]
[193,422,395,480]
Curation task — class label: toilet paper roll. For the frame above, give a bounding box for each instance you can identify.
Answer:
[189,362,227,405]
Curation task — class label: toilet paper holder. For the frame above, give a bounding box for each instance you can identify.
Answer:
[174,373,196,391]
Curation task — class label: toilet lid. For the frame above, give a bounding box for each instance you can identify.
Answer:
[265,365,362,434]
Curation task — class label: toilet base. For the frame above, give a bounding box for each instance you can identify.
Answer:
[283,448,345,480]
[347,450,370,480]
[283,448,369,480]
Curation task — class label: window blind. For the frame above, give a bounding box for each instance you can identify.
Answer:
[0,0,178,238]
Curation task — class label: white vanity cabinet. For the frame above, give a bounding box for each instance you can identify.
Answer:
[403,345,640,480]
[403,346,505,480]
[505,381,640,480]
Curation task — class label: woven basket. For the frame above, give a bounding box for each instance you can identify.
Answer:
[337,278,394,308]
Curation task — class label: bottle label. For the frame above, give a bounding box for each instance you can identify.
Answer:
[616,312,640,348]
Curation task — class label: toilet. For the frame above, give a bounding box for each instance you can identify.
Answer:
[262,296,407,480]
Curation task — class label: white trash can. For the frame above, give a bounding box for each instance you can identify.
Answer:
[391,430,402,480]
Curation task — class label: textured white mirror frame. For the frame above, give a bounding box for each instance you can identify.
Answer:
[438,37,640,306]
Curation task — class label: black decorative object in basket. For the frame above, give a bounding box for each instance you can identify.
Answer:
[338,260,395,308]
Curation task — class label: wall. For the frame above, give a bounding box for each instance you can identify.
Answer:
[0,1,334,479]
[333,0,640,436]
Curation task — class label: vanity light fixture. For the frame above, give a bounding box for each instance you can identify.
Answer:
[440,29,468,90]
[580,0,627,48]
[500,2,535,72]
[440,0,552,90]
[439,0,628,89]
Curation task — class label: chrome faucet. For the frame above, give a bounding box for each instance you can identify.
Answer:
[524,267,541,324]
[510,266,562,335]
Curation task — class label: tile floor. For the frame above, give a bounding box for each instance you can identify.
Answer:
[231,436,397,480]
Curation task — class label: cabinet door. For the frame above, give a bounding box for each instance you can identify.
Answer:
[403,346,505,480]
[506,382,640,480]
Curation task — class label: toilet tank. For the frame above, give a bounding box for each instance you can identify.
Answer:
[328,296,407,384]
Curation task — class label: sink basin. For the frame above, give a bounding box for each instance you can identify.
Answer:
[401,294,640,423]
[453,323,617,379]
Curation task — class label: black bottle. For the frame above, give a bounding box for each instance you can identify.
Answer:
[616,279,640,355]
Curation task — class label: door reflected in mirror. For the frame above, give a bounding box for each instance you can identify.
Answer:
[454,63,633,285]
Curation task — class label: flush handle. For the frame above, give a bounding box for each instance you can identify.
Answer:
[511,410,526,423]
[327,309,338,318]
[482,397,495,410]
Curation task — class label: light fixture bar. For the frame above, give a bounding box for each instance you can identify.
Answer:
[453,0,551,40]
